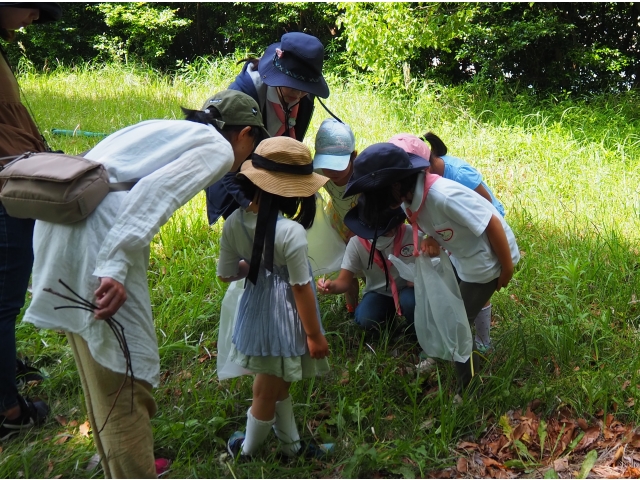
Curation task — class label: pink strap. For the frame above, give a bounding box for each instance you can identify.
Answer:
[358,224,406,315]
[405,173,440,255]
[270,101,299,138]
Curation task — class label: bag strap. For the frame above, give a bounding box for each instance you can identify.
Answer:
[406,173,441,256]
[358,224,406,315]
[109,182,137,192]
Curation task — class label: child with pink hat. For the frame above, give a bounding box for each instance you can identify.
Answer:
[388,133,505,352]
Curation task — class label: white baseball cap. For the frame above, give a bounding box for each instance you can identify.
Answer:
[313,118,356,171]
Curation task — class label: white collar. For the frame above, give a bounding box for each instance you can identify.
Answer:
[266,86,301,109]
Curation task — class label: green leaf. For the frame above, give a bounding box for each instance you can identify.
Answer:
[504,459,527,470]
[565,431,585,455]
[577,449,598,479]
[538,419,547,456]
[499,414,513,439]
[543,468,558,479]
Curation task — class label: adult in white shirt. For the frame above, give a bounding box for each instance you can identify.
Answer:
[23,90,269,478]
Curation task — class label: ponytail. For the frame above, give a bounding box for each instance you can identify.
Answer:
[422,132,448,157]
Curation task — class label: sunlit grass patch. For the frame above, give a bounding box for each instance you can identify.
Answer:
[4,61,640,478]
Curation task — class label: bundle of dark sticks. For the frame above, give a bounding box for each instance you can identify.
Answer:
[44,279,134,434]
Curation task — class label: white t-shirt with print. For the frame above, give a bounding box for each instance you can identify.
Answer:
[341,225,415,296]
[404,173,520,283]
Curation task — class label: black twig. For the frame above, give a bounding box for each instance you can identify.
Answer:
[44,279,135,434]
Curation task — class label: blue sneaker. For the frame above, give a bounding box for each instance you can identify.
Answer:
[227,431,245,458]
[299,440,335,459]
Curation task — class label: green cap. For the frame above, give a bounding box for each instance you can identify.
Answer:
[201,90,270,140]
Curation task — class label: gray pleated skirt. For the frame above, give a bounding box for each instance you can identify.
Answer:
[230,264,329,381]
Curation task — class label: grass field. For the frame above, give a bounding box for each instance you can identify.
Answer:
[2,59,640,478]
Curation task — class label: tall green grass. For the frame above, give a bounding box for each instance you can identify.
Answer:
[2,60,639,478]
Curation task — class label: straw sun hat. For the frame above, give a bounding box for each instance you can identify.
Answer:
[239,136,328,197]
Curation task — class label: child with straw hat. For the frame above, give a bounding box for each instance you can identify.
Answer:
[216,136,334,460]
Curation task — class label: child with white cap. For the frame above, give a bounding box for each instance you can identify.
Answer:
[311,118,361,315]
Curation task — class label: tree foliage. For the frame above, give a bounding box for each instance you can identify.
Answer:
[4,2,640,94]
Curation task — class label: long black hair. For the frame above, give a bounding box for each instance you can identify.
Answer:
[233,175,316,284]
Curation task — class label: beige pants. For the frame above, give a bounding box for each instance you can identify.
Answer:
[67,333,157,479]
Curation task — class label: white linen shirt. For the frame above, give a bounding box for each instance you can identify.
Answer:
[23,119,234,386]
[404,173,519,283]
[341,225,416,296]
[217,209,312,287]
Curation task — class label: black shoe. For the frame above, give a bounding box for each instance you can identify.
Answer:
[16,358,45,389]
[0,395,49,441]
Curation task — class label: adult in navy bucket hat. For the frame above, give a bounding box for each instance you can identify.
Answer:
[205,32,334,226]
[344,143,430,198]
[258,32,329,99]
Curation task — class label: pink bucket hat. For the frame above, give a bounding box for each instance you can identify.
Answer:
[388,134,431,161]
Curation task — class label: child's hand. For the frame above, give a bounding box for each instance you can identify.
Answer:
[307,333,329,359]
[496,264,514,291]
[420,236,441,257]
[316,277,332,294]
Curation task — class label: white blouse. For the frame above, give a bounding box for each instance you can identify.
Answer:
[24,119,234,386]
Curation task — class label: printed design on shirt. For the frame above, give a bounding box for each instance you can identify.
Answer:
[400,244,414,257]
[436,228,454,242]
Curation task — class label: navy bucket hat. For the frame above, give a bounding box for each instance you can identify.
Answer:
[0,3,62,22]
[343,143,429,197]
[344,196,406,240]
[258,32,329,99]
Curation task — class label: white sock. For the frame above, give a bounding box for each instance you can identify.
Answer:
[474,304,492,349]
[273,396,301,457]
[241,408,275,456]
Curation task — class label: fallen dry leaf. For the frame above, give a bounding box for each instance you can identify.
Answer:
[456,457,468,473]
[611,445,624,465]
[78,421,91,437]
[458,441,479,450]
[486,466,508,478]
[481,456,504,468]
[575,425,600,452]
[592,465,623,478]
[622,380,631,391]
[577,418,589,431]
[54,415,67,426]
[68,420,78,427]
[45,461,54,478]
[553,456,569,472]
[623,466,640,478]
[54,434,72,445]
[625,398,635,407]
